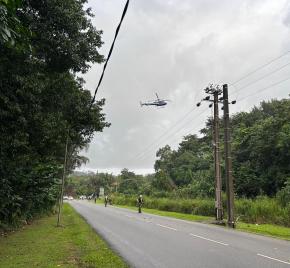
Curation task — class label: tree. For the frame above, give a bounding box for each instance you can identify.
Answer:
[0,0,109,227]
[118,169,139,195]
[232,99,290,197]
[152,170,175,191]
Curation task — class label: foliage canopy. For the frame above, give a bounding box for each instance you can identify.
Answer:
[0,0,109,228]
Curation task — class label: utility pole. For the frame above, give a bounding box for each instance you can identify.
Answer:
[57,129,69,227]
[197,85,223,222]
[222,84,235,228]
[213,90,223,222]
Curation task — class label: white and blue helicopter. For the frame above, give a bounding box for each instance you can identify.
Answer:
[140,93,170,108]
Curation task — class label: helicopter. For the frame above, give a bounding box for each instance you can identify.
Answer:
[140,93,170,107]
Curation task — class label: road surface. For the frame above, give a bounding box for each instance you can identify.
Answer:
[70,200,290,268]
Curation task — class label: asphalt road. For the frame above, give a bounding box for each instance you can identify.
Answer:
[70,200,290,268]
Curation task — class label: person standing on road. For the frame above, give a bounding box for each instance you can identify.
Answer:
[104,195,109,207]
[137,194,144,213]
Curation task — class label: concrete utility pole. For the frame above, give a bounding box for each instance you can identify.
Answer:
[197,85,223,222]
[213,90,223,222]
[57,130,69,227]
[222,84,235,228]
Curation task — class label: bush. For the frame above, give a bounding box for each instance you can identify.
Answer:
[276,179,290,207]
[112,194,290,227]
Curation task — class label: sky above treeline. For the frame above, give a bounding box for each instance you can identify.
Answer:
[79,0,290,175]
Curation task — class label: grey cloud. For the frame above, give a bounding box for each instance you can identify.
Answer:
[283,4,290,28]
[80,0,290,174]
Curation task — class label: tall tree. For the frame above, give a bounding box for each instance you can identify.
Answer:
[0,0,109,227]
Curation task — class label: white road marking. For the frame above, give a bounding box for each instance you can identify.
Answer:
[257,254,290,265]
[156,224,177,231]
[125,214,133,218]
[189,233,229,246]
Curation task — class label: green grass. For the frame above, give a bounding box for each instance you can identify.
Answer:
[236,222,290,241]
[112,203,290,241]
[115,204,212,222]
[0,204,128,268]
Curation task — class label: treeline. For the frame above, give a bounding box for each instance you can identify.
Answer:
[0,0,108,228]
[154,99,290,199]
[67,99,290,208]
[65,169,151,197]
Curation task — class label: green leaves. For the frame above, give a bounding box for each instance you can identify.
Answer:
[0,0,24,46]
[232,99,290,197]
[153,99,290,199]
[0,0,108,227]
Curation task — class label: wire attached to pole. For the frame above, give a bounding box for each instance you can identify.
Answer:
[91,0,130,105]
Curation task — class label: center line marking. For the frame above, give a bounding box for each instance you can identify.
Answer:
[257,254,290,265]
[189,233,229,246]
[156,224,177,231]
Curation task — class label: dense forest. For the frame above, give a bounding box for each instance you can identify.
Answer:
[66,98,290,207]
[0,0,108,228]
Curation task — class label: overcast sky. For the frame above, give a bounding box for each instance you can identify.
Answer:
[79,0,290,175]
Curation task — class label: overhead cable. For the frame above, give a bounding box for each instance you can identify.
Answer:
[91,0,130,104]
[230,50,290,86]
[238,76,290,101]
[231,61,290,95]
[129,107,197,161]
[135,107,209,161]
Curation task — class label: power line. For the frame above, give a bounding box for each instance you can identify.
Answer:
[129,107,197,161]
[238,76,290,101]
[134,108,206,161]
[230,50,290,86]
[91,0,130,104]
[231,61,290,95]
[156,107,209,149]
[135,107,209,161]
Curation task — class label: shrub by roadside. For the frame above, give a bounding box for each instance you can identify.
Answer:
[111,194,290,227]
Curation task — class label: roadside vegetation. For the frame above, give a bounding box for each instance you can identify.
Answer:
[0,0,109,229]
[110,195,290,227]
[0,204,128,268]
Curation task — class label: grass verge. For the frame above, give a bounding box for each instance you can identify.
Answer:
[116,204,212,222]
[236,222,290,241]
[112,203,290,241]
[0,203,128,268]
